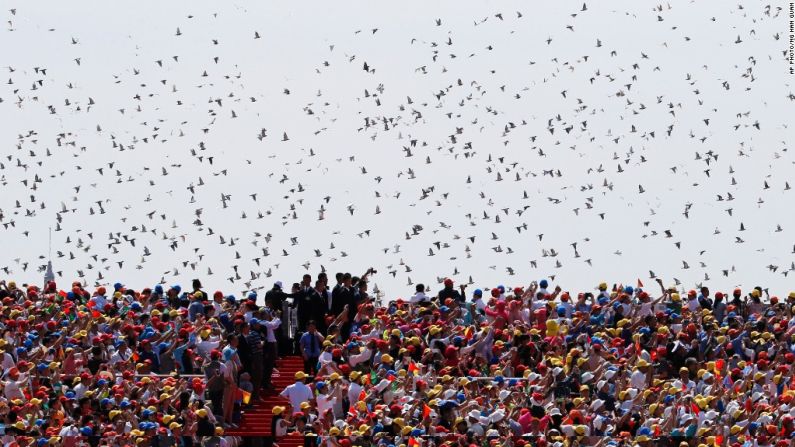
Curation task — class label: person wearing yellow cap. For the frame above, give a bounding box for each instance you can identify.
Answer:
[195,407,217,437]
[630,358,652,389]
[280,370,313,412]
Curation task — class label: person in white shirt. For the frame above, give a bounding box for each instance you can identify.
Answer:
[262,314,281,343]
[109,341,131,365]
[58,424,80,437]
[347,372,364,406]
[1,349,15,371]
[196,334,221,359]
[630,360,650,389]
[318,344,334,365]
[280,372,314,411]
[315,381,341,419]
[210,290,226,315]
[262,311,281,393]
[272,407,290,436]
[89,293,108,312]
[472,289,486,312]
[466,411,485,436]
[349,345,373,368]
[686,291,701,313]
[409,284,430,304]
[2,368,27,400]
[359,325,380,342]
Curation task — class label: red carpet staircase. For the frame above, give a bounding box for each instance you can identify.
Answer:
[225,355,305,446]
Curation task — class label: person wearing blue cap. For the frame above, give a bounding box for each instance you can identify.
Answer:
[222,338,241,428]
[315,379,343,420]
[539,279,549,291]
[471,288,486,312]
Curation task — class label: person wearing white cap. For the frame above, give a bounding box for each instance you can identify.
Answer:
[698,371,715,395]
[489,408,506,424]
[467,410,485,436]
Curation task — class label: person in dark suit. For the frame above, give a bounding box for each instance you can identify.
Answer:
[295,274,315,331]
[265,281,297,355]
[332,273,356,339]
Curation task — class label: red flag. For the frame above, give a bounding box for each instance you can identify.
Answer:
[715,359,724,382]
[745,397,752,413]
[408,437,420,447]
[690,402,700,415]
[422,403,431,419]
[358,389,366,402]
[715,435,723,446]
[637,279,644,288]
[408,361,420,376]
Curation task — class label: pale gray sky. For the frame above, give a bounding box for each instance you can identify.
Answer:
[1,1,793,299]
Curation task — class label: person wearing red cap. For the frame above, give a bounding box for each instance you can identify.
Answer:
[685,289,701,313]
[484,301,509,329]
[438,278,465,304]
[713,291,727,323]
[2,367,27,400]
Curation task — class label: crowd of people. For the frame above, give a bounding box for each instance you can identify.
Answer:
[1,272,795,447]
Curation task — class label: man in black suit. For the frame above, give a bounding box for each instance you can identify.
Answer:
[265,281,297,355]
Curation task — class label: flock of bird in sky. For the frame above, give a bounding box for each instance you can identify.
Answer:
[1,2,793,297]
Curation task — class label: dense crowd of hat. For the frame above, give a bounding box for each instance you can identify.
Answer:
[2,275,795,447]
